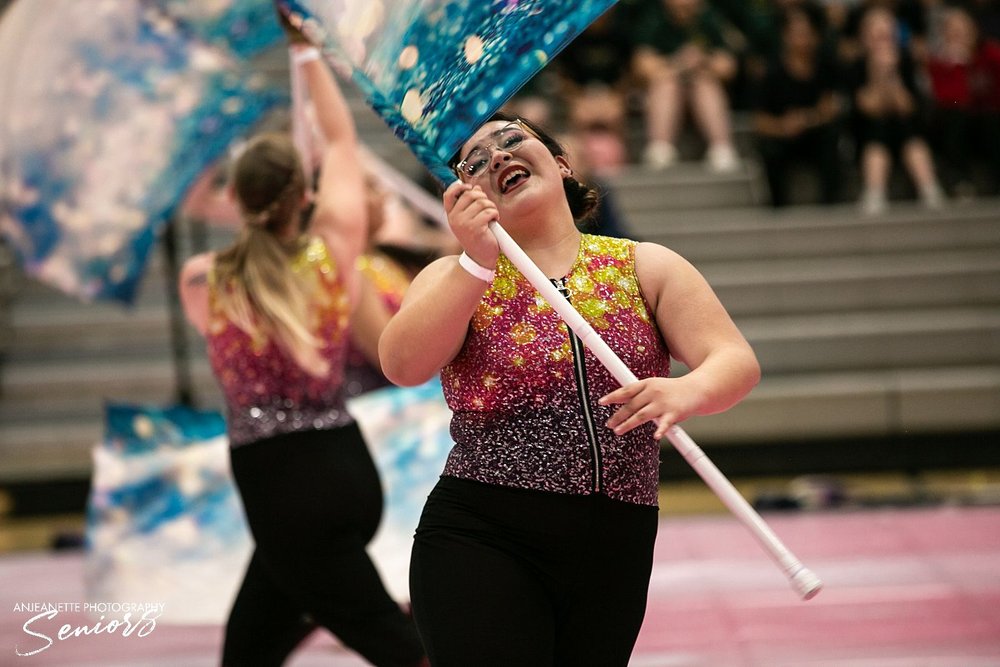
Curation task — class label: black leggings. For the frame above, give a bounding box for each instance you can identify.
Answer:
[410,477,659,667]
[224,423,424,667]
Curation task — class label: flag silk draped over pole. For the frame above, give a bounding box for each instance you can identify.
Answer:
[277,0,616,183]
[0,0,286,303]
[279,0,822,599]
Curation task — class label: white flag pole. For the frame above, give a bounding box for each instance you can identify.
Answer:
[487,220,822,600]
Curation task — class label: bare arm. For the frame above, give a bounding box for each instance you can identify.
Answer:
[754,92,840,138]
[178,252,215,336]
[349,274,394,370]
[706,49,738,81]
[296,48,367,302]
[600,242,760,438]
[632,47,675,83]
[753,110,796,138]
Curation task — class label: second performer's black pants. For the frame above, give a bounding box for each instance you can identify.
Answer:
[223,423,425,667]
[410,476,659,667]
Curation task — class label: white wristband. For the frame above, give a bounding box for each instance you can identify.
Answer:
[458,252,496,282]
[293,47,321,65]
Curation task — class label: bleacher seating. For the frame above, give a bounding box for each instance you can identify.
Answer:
[610,196,1000,451]
[1,77,998,485]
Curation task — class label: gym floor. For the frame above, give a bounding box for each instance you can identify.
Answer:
[2,469,999,666]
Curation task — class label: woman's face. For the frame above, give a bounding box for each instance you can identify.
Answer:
[455,120,571,219]
[785,11,818,54]
[862,9,896,52]
[664,0,699,24]
[942,11,976,51]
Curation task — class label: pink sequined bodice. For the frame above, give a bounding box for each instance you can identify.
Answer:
[206,237,353,447]
[441,235,670,506]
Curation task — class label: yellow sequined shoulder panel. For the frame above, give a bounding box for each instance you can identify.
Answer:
[580,234,635,264]
[357,253,411,306]
[292,236,338,277]
[569,235,651,331]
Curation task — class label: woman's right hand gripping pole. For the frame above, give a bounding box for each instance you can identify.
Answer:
[443,181,500,270]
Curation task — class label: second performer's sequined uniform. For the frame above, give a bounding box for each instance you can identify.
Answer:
[206,237,353,447]
[205,236,424,666]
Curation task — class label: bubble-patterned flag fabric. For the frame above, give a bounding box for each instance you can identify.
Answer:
[278,0,617,184]
[0,0,286,303]
[86,403,251,624]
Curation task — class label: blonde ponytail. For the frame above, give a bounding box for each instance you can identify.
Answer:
[213,133,330,377]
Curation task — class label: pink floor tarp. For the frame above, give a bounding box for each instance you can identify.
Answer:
[2,505,999,666]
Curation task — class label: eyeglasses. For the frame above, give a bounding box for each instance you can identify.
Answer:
[455,121,533,179]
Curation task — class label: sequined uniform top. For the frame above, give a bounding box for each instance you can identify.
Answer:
[206,237,353,447]
[344,252,410,398]
[441,235,671,507]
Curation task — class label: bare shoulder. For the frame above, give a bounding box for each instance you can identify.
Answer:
[400,255,459,302]
[634,241,704,278]
[634,241,686,266]
[178,252,215,335]
[180,251,215,286]
[633,241,699,309]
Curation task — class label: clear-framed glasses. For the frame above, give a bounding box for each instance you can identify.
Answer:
[455,121,533,179]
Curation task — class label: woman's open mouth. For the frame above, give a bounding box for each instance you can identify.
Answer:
[498,165,530,194]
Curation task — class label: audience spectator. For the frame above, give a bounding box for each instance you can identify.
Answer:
[503,71,558,129]
[495,0,999,214]
[753,4,844,207]
[551,9,634,176]
[630,0,741,172]
[926,5,1000,196]
[847,6,944,214]
[957,0,1000,42]
[717,0,840,80]
[839,0,931,62]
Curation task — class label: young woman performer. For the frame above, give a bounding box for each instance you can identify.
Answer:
[178,44,426,667]
[379,113,760,666]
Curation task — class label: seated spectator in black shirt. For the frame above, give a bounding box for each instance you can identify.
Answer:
[722,0,841,79]
[630,0,741,172]
[552,9,635,176]
[847,6,943,214]
[839,0,930,62]
[753,4,843,207]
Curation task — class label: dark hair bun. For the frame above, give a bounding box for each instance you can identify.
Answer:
[563,176,599,223]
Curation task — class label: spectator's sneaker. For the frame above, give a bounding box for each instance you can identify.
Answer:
[705,143,740,173]
[920,182,945,210]
[643,141,677,170]
[859,188,888,216]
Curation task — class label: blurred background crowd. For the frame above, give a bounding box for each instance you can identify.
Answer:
[499,0,1000,214]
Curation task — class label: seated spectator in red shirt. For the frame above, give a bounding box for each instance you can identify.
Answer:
[926,6,1000,196]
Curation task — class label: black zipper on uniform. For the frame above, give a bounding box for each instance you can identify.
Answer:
[553,277,602,493]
